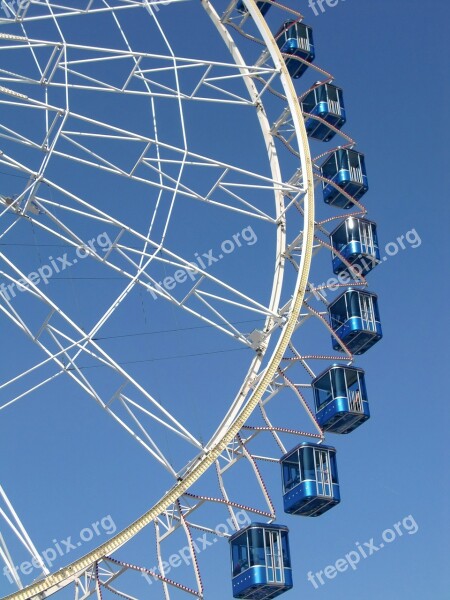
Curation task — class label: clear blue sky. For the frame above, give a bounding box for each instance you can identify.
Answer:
[0,1,448,599]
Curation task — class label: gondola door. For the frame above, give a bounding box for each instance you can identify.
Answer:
[348,152,364,184]
[314,448,332,497]
[347,370,363,413]
[359,293,376,332]
[265,529,284,585]
[327,85,341,115]
[359,220,375,257]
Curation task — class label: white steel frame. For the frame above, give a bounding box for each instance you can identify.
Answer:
[0,1,371,598]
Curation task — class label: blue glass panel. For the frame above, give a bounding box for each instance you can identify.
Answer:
[281,532,291,568]
[330,452,339,484]
[231,532,249,576]
[249,528,265,567]
[300,446,315,481]
[333,367,346,398]
[283,458,300,492]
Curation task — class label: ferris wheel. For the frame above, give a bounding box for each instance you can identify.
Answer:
[0,1,382,599]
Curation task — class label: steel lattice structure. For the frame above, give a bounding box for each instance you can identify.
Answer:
[0,1,371,598]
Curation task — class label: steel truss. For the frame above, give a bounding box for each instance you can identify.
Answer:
[0,1,368,598]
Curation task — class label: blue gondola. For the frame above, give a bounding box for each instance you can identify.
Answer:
[330,217,380,276]
[230,523,293,599]
[236,0,271,15]
[328,289,382,355]
[281,443,340,516]
[312,365,370,433]
[320,149,368,208]
[275,20,315,79]
[302,83,346,141]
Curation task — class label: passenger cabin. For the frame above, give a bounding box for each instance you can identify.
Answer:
[328,289,382,355]
[237,0,271,15]
[281,442,340,516]
[312,365,370,433]
[302,83,346,141]
[275,20,315,79]
[330,217,380,276]
[230,523,293,599]
[320,149,368,208]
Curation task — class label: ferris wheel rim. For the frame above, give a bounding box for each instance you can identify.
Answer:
[0,1,316,598]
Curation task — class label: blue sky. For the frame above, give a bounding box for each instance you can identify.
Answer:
[0,0,448,599]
